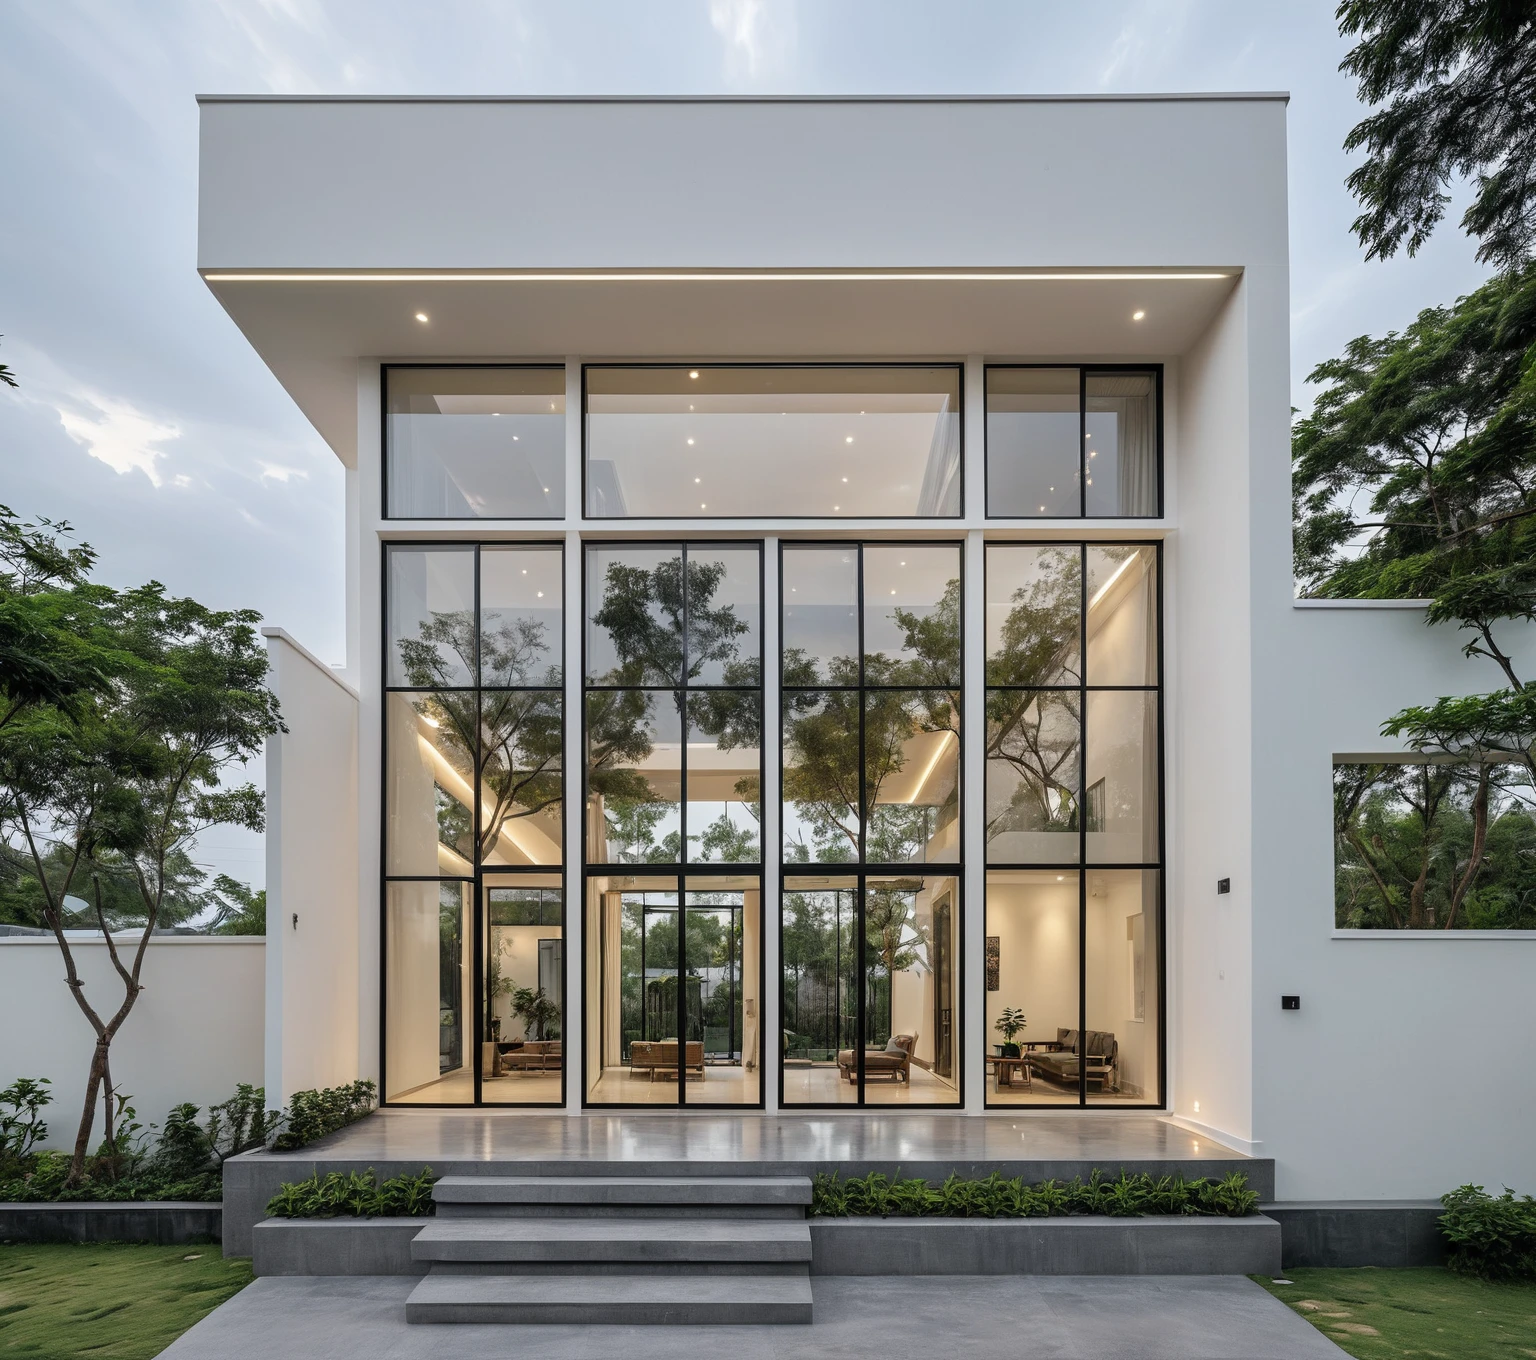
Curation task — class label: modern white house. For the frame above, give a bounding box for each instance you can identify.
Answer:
[195,92,1536,1205]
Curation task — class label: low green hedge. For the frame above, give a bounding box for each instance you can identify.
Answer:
[1440,1184,1536,1280]
[810,1170,1261,1218]
[265,1167,437,1219]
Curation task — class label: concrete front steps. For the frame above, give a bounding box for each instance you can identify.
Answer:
[403,1174,814,1325]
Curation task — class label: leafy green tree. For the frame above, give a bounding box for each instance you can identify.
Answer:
[207,875,266,936]
[1338,1,1536,270]
[1294,266,1536,800]
[1335,761,1536,927]
[0,582,280,1180]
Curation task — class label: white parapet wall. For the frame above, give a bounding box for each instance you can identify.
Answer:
[0,935,265,1148]
[263,628,361,1103]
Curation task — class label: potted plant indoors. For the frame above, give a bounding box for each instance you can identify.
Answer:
[994,1007,1027,1058]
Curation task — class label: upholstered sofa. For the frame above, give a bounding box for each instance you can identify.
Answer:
[1029,1028,1118,1092]
[628,1040,705,1081]
[498,1039,562,1075]
[837,1033,917,1083]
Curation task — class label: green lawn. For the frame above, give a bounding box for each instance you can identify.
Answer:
[0,1242,252,1359]
[1258,1268,1536,1358]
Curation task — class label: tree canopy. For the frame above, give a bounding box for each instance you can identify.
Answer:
[1339,0,1536,270]
[1294,265,1536,783]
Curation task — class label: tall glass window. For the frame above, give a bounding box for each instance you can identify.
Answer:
[984,543,1162,1107]
[583,543,764,1106]
[385,366,565,519]
[585,365,962,519]
[383,543,565,1106]
[780,542,962,1107]
[986,367,1161,518]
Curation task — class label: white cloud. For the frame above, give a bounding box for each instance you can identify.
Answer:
[56,392,181,486]
[258,461,308,484]
[709,0,795,82]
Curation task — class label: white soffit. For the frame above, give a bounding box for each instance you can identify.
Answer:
[204,271,1239,465]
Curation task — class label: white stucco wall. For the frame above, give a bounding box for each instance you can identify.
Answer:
[1251,602,1536,1199]
[264,629,361,1102]
[0,936,264,1149]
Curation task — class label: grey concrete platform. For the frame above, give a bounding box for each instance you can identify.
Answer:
[223,1112,1269,1255]
[1263,1200,1446,1268]
[812,1214,1280,1276]
[0,1200,221,1245]
[406,1271,814,1325]
[159,1274,1347,1358]
[253,1218,427,1277]
[433,1173,812,1208]
[413,1216,812,1264]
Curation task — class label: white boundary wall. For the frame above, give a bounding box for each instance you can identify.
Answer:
[0,936,264,1149]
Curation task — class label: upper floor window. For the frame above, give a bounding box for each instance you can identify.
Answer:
[585,364,962,519]
[385,366,565,520]
[986,367,1161,518]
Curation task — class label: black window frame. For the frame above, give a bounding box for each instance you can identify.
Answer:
[981,538,1165,1110]
[381,362,568,522]
[379,538,568,1110]
[580,539,768,1110]
[777,538,966,1111]
[983,363,1165,520]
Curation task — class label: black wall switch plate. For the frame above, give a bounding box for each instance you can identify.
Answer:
[1281,995,1300,1011]
[1216,878,1231,895]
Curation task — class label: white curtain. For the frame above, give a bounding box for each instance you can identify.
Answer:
[1087,375,1157,516]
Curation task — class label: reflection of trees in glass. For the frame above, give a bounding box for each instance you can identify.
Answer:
[588,554,760,863]
[985,548,1083,844]
[1335,763,1536,930]
[396,605,562,862]
[783,579,960,864]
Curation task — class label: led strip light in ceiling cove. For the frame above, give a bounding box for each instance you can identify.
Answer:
[201,270,1235,283]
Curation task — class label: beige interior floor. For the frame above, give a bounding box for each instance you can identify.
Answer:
[781,1063,961,1106]
[587,1063,761,1106]
[388,1067,563,1106]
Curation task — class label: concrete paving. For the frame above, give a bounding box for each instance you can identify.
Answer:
[161,1274,1346,1359]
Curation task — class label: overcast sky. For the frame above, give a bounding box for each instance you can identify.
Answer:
[0,0,1493,891]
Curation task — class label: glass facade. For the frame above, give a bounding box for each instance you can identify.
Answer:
[986,367,1160,518]
[780,542,962,1106]
[379,361,1165,1112]
[386,367,566,520]
[382,543,565,1105]
[585,365,962,519]
[984,542,1162,1106]
[583,544,764,1105]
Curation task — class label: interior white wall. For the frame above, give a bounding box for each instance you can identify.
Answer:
[0,938,264,1148]
[264,629,360,1102]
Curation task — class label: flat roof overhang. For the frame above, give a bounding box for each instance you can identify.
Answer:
[202,267,1241,465]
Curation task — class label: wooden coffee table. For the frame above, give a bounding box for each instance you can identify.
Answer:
[993,1056,1032,1092]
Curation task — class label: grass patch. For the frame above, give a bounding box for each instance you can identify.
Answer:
[1257,1267,1536,1359]
[0,1242,251,1359]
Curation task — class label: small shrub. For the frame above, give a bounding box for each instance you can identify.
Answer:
[265,1166,437,1219]
[809,1169,1259,1219]
[269,1081,377,1152]
[0,1078,52,1173]
[1440,1184,1536,1281]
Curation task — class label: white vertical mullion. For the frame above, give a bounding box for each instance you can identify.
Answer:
[761,536,781,1112]
[962,528,986,1114]
[964,355,985,526]
[562,356,584,1112]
